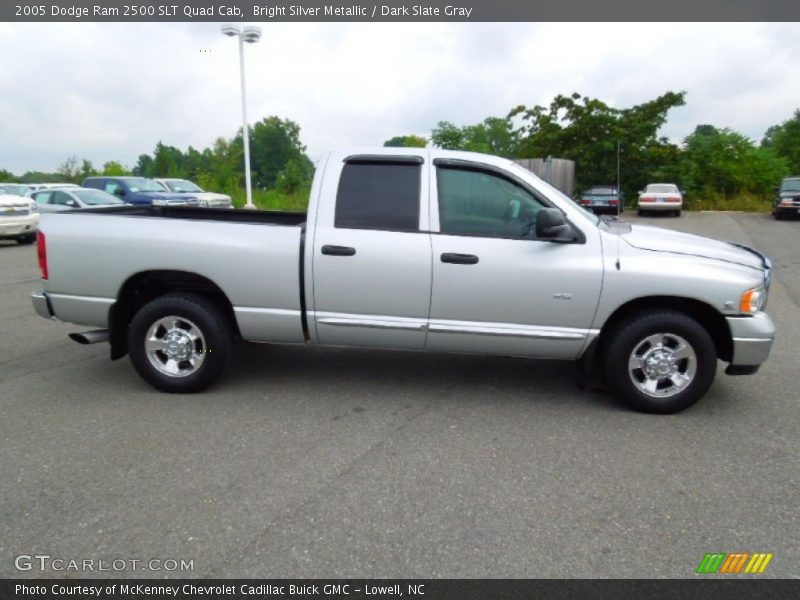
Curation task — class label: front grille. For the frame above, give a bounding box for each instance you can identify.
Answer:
[0,207,30,216]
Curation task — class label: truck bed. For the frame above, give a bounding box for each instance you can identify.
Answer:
[39,207,308,344]
[72,205,307,226]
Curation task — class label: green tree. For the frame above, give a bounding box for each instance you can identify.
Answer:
[384,135,428,148]
[238,116,312,190]
[0,169,15,181]
[681,125,787,199]
[133,154,155,177]
[762,109,800,174]
[152,142,185,177]
[79,159,97,181]
[276,157,314,195]
[431,117,520,157]
[102,161,128,176]
[57,156,80,183]
[511,91,686,197]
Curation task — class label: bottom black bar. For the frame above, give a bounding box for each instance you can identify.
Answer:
[1,579,797,600]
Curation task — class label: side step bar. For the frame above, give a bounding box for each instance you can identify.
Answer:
[69,329,110,345]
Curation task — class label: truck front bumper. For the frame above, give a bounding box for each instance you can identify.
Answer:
[726,312,775,368]
[31,291,54,319]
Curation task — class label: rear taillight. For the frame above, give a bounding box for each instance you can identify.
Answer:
[580,199,591,205]
[37,231,48,280]
[666,197,681,203]
[608,199,619,205]
[640,197,655,203]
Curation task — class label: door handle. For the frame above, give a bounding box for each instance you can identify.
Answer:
[321,245,356,256]
[441,253,479,265]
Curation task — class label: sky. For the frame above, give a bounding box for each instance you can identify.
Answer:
[1,22,799,175]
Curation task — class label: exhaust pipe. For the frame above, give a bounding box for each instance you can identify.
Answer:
[69,329,110,345]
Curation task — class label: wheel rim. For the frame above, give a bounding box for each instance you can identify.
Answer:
[628,332,696,398]
[145,315,206,378]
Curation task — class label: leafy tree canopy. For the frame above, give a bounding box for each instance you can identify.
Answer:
[384,135,428,148]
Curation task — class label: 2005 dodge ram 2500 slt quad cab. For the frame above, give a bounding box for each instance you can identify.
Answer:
[31,148,776,413]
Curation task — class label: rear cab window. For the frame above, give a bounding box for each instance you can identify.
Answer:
[334,161,421,232]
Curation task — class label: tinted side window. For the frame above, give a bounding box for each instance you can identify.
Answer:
[33,192,52,205]
[437,167,545,239]
[335,163,420,232]
[104,180,120,194]
[53,192,72,206]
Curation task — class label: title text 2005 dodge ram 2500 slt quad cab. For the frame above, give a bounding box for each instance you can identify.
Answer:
[31,148,775,413]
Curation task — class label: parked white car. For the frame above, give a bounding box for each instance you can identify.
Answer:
[31,187,128,213]
[0,183,35,197]
[0,193,39,244]
[153,179,232,208]
[26,183,80,193]
[637,183,683,217]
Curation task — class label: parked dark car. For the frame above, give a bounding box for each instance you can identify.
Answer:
[82,177,200,207]
[577,186,624,215]
[773,176,800,220]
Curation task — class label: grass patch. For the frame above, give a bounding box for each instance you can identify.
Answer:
[684,193,772,212]
[229,187,310,212]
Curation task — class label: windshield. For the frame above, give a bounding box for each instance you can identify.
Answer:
[126,178,168,193]
[0,185,29,196]
[165,179,203,193]
[585,187,617,195]
[781,179,800,192]
[74,190,125,206]
[645,184,679,194]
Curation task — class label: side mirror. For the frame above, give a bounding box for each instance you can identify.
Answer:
[536,208,576,243]
[66,200,79,208]
[114,188,125,197]
[637,190,643,195]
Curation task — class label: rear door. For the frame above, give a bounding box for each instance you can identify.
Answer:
[310,152,432,349]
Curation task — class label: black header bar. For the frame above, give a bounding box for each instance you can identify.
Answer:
[4,1,800,22]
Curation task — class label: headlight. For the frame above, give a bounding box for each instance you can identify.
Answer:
[740,285,766,315]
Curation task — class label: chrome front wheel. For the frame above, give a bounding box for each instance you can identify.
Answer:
[628,333,696,398]
[604,311,717,413]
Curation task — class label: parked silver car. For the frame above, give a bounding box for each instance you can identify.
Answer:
[153,178,233,208]
[31,187,128,213]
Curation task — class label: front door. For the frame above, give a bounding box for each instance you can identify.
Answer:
[427,162,603,359]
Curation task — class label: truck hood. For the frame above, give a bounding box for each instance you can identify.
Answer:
[0,194,33,208]
[620,224,765,270]
[135,192,196,201]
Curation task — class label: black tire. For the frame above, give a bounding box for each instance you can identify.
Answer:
[128,293,232,393]
[774,211,783,221]
[17,233,36,245]
[675,209,682,217]
[637,209,644,216]
[602,311,717,414]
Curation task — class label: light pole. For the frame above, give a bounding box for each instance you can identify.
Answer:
[221,24,262,209]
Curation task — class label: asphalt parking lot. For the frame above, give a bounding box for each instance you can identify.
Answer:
[0,211,797,579]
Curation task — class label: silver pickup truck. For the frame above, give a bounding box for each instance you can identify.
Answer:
[31,148,775,413]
